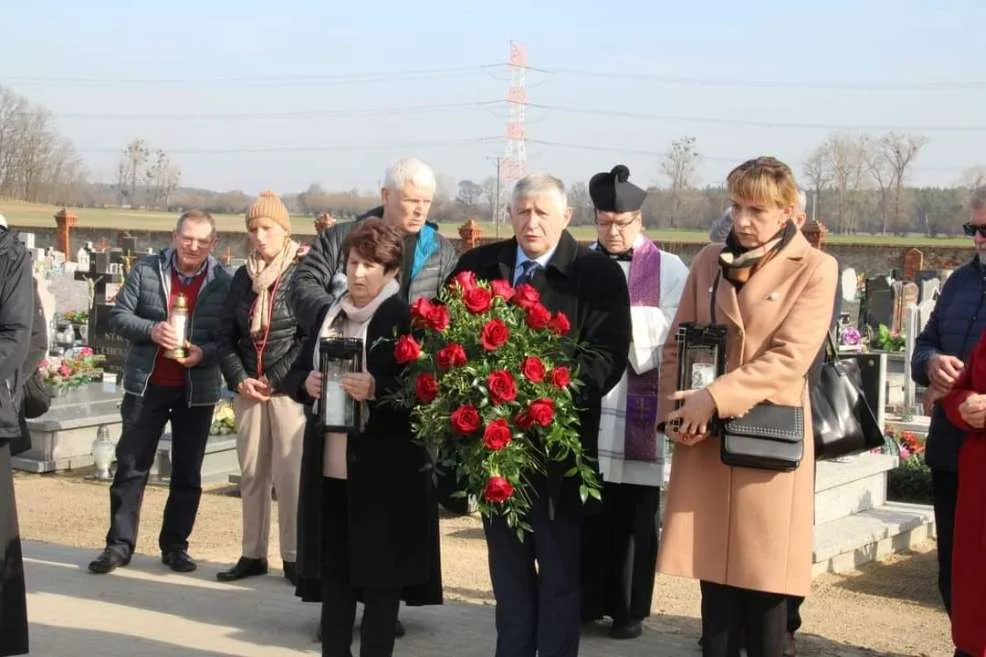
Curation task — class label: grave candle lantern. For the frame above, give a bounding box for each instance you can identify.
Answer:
[165,293,189,359]
[318,337,364,432]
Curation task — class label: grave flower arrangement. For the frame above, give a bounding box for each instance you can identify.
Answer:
[210,400,236,435]
[389,271,600,539]
[40,347,105,393]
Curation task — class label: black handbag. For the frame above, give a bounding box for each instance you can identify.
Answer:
[720,402,805,472]
[710,272,805,472]
[22,369,52,419]
[811,332,885,460]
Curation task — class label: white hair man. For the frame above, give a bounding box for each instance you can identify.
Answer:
[291,157,458,336]
[288,157,452,639]
[448,172,632,657]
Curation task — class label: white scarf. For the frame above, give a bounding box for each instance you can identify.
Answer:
[312,277,400,372]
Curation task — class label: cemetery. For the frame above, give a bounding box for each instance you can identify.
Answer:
[9,210,959,583]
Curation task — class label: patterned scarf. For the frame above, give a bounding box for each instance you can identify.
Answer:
[719,220,797,287]
[246,239,300,337]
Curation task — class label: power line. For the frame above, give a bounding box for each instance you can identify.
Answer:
[526,65,986,92]
[524,102,986,133]
[51,100,503,120]
[524,138,973,174]
[2,65,505,87]
[75,136,502,155]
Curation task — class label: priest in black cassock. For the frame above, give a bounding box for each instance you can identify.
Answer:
[581,165,689,639]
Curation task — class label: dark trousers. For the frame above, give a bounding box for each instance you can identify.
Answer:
[320,478,401,657]
[483,491,582,657]
[0,443,29,657]
[581,482,659,624]
[700,581,786,657]
[932,469,959,616]
[105,385,213,558]
[786,596,803,634]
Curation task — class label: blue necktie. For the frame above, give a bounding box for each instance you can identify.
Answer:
[516,260,541,286]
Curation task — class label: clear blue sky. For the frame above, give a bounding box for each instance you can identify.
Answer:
[1,0,983,196]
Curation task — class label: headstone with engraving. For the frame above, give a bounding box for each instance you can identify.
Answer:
[75,254,127,375]
[859,275,896,338]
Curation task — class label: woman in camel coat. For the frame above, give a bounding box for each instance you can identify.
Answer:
[659,156,838,657]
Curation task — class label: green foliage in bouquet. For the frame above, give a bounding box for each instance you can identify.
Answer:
[41,348,105,392]
[210,400,237,435]
[390,271,600,540]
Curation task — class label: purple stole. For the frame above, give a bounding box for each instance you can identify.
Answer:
[624,239,662,462]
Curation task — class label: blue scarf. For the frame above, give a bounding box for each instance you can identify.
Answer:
[410,223,438,281]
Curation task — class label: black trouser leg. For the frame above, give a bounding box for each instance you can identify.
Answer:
[159,400,213,553]
[106,390,172,558]
[785,595,804,634]
[483,512,538,657]
[932,469,959,615]
[700,582,785,657]
[741,588,786,657]
[359,586,401,657]
[321,478,357,657]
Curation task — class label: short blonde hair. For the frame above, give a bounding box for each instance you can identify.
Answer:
[727,156,799,209]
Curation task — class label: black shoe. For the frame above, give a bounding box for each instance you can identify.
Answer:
[88,548,130,574]
[609,619,642,639]
[161,549,197,573]
[216,557,268,582]
[282,561,297,586]
[395,619,405,638]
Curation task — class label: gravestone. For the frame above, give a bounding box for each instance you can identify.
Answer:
[917,299,936,335]
[840,267,858,303]
[895,282,919,334]
[76,251,127,375]
[901,248,924,281]
[48,271,90,315]
[918,276,940,304]
[859,275,896,337]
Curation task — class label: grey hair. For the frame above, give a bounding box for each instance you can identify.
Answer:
[511,173,568,208]
[382,157,436,191]
[175,209,217,239]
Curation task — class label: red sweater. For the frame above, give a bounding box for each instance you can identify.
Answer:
[941,332,986,657]
[150,268,206,387]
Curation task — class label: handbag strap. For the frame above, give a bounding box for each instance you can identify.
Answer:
[710,271,721,325]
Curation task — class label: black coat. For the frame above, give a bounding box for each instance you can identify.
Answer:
[0,443,28,656]
[284,294,442,605]
[449,231,632,514]
[0,229,33,444]
[216,263,304,394]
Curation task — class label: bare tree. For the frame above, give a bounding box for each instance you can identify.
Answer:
[802,144,831,221]
[143,149,181,209]
[456,179,484,208]
[567,181,594,226]
[959,165,986,189]
[880,132,928,234]
[118,138,150,206]
[823,134,869,234]
[659,136,699,228]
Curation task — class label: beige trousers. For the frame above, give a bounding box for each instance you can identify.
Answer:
[233,393,306,562]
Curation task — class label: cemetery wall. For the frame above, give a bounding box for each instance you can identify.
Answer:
[14,225,975,275]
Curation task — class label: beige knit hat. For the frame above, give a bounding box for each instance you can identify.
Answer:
[246,190,291,233]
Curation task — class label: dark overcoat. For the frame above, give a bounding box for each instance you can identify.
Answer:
[285,295,442,605]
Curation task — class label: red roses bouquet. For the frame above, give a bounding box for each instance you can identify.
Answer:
[391,271,601,538]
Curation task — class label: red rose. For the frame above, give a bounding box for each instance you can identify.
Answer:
[512,283,540,310]
[528,398,555,427]
[393,335,422,364]
[514,409,534,431]
[410,297,435,323]
[490,279,515,301]
[525,303,552,330]
[437,343,468,370]
[482,419,512,451]
[549,366,571,388]
[520,356,546,383]
[487,370,517,405]
[451,270,478,292]
[450,404,482,434]
[480,319,510,351]
[415,373,438,403]
[463,286,493,314]
[483,475,515,503]
[426,304,450,332]
[548,311,571,336]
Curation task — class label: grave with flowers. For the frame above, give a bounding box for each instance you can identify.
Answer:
[12,349,125,474]
[154,396,241,487]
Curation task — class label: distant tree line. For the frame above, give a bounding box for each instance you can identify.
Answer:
[1,85,983,236]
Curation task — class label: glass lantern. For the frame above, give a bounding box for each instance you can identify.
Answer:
[318,337,364,432]
[91,425,116,480]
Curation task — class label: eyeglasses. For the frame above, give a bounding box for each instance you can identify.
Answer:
[963,223,986,238]
[595,216,639,230]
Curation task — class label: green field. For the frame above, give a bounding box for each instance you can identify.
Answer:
[0,200,972,247]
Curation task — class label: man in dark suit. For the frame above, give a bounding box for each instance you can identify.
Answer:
[449,173,632,657]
